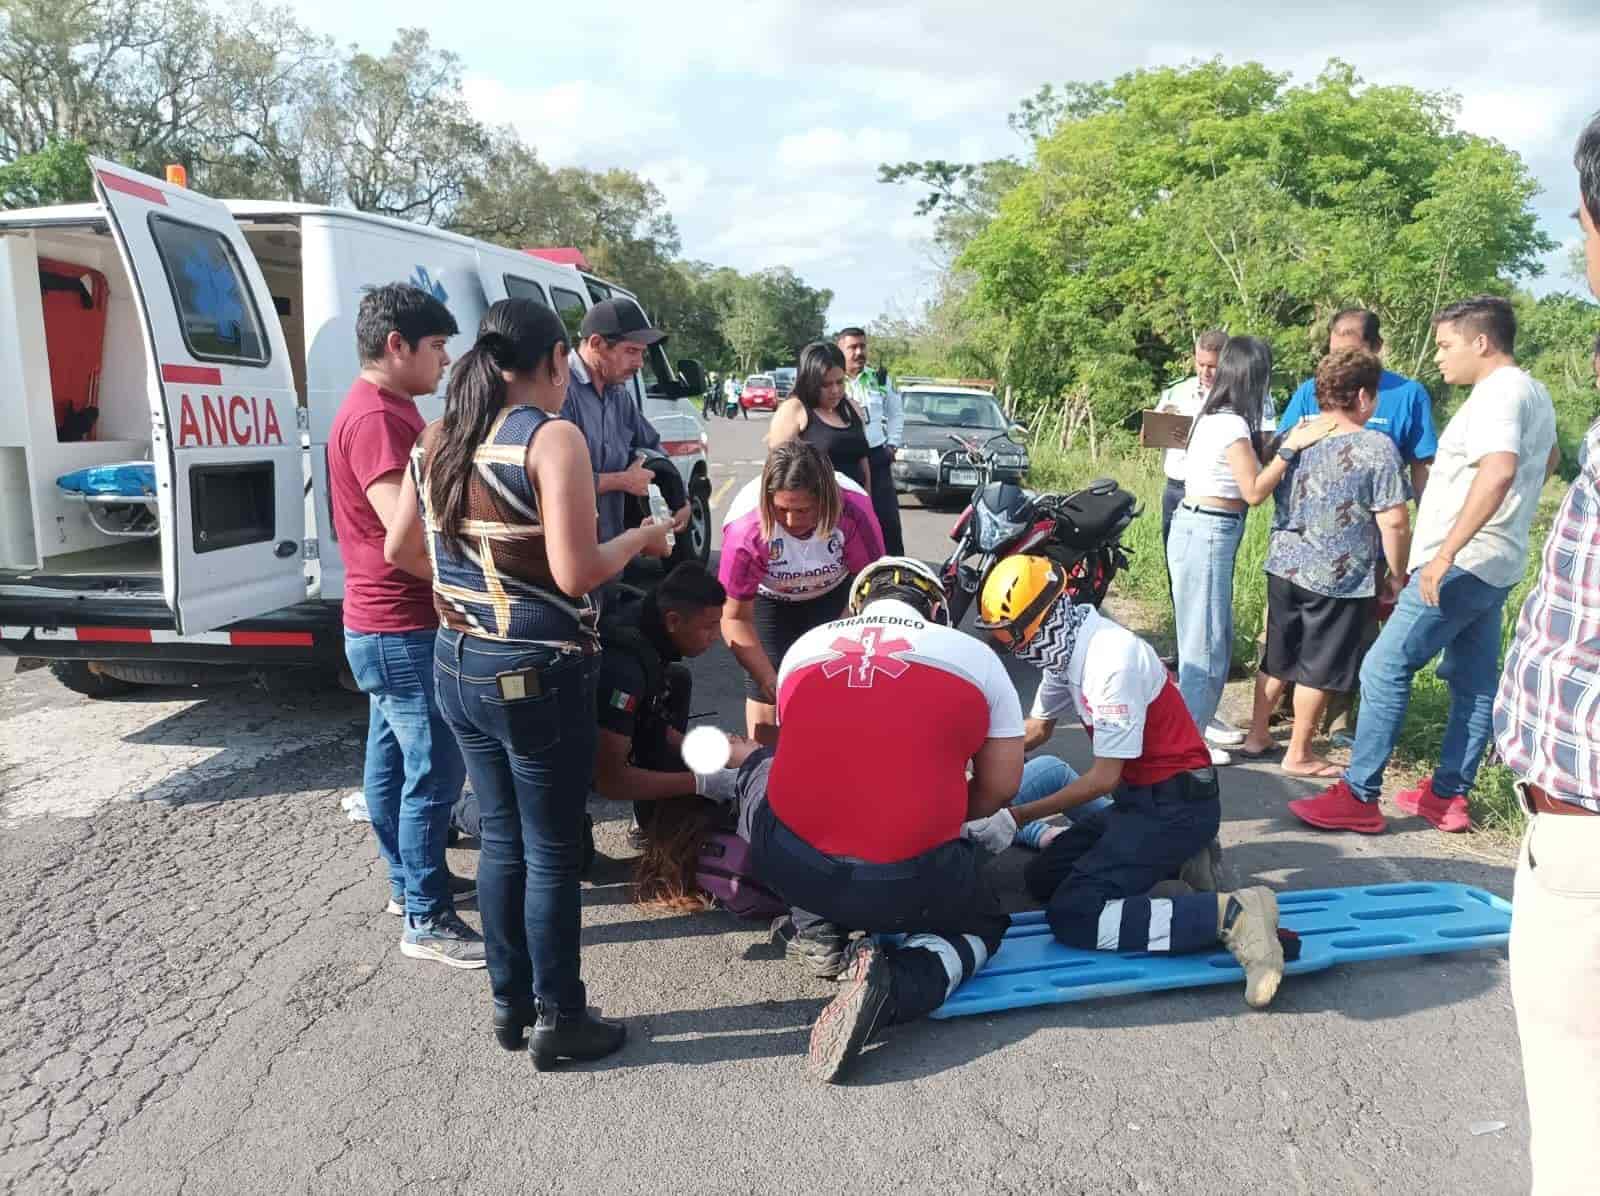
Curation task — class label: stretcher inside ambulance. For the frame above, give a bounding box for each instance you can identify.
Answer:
[0,157,710,696]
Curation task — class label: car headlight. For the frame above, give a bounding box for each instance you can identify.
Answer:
[898,448,940,465]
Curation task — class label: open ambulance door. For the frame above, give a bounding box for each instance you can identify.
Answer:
[91,158,305,635]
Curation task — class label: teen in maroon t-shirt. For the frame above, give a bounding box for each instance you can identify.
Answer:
[329,284,482,968]
[328,378,437,632]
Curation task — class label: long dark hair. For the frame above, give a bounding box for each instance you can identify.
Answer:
[1194,335,1273,435]
[427,298,568,547]
[792,340,847,410]
[632,798,717,912]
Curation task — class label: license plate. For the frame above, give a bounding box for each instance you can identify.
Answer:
[949,469,979,485]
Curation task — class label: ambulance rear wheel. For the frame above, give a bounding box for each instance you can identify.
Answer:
[48,661,136,699]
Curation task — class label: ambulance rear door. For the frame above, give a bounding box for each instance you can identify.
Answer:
[91,158,305,634]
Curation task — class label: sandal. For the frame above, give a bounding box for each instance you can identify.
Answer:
[1279,760,1343,779]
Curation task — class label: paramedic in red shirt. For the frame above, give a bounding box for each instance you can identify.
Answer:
[974,555,1284,1008]
[724,557,1024,1084]
[327,283,483,969]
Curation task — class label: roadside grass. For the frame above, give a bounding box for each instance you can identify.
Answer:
[1028,432,1562,839]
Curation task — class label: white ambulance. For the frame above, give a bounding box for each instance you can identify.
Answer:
[0,158,713,696]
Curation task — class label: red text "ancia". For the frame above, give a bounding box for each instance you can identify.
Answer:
[175,393,284,447]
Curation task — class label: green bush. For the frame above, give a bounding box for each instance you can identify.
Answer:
[1026,434,1566,837]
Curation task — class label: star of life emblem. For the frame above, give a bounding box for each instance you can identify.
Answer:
[819,628,913,688]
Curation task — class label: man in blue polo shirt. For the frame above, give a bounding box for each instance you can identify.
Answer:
[1278,308,1438,498]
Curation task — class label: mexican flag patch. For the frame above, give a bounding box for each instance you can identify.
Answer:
[609,690,637,713]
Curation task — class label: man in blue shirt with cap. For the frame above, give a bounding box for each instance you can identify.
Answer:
[561,296,690,543]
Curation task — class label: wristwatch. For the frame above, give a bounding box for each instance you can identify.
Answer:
[1276,444,1298,465]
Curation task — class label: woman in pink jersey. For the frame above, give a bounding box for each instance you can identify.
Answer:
[719,440,884,740]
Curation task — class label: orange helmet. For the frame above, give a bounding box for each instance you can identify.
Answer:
[976,555,1069,650]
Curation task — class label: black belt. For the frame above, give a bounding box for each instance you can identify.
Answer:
[1179,501,1244,520]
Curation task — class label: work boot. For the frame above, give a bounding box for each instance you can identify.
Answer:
[1217,888,1284,1009]
[771,915,848,979]
[807,940,893,1085]
[530,1008,626,1071]
[492,1000,539,1052]
[1178,838,1223,892]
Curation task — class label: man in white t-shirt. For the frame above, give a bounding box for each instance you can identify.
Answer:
[1292,295,1559,836]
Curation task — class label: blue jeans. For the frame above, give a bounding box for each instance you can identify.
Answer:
[344,628,465,922]
[1011,755,1114,848]
[1167,503,1246,731]
[434,629,599,1015]
[1342,568,1511,801]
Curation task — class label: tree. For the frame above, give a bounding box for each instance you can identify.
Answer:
[311,28,487,223]
[751,266,831,362]
[720,279,778,375]
[901,59,1555,432]
[0,137,93,205]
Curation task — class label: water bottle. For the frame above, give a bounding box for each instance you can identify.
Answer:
[648,482,675,551]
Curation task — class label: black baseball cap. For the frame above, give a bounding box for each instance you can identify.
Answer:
[579,298,666,346]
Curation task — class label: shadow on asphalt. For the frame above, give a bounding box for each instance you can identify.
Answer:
[614,997,822,1070]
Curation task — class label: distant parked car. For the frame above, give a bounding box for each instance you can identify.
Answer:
[772,366,796,399]
[741,374,779,412]
[890,384,1029,504]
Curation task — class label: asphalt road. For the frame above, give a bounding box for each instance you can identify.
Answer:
[0,411,1529,1193]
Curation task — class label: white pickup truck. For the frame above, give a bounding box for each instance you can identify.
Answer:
[0,157,713,696]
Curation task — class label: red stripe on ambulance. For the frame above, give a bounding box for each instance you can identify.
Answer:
[0,627,313,647]
[76,627,154,643]
[660,439,702,457]
[97,171,169,206]
[161,364,223,384]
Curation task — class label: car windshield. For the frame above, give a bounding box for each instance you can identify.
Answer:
[903,391,1006,429]
[747,375,774,387]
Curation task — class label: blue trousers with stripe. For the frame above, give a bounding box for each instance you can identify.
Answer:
[1023,772,1221,954]
[735,751,1010,1024]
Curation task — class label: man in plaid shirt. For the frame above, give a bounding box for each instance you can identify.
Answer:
[1490,110,1600,1196]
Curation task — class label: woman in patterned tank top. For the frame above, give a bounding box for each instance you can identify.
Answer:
[387,299,671,1070]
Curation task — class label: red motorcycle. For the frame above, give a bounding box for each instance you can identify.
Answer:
[937,432,1140,626]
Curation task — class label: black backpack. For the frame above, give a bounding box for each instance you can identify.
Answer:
[1049,479,1138,551]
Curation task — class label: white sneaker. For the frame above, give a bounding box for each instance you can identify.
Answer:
[340,790,372,823]
[1208,746,1233,766]
[1205,718,1246,747]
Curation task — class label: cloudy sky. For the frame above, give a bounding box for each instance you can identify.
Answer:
[283,0,1600,326]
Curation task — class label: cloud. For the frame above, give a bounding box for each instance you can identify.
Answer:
[460,76,678,169]
[639,156,712,215]
[775,127,914,174]
[282,0,1600,323]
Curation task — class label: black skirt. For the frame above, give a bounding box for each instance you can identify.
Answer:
[747,581,851,700]
[1260,574,1377,693]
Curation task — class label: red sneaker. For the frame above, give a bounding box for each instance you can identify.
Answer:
[1393,777,1471,833]
[1288,780,1388,834]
